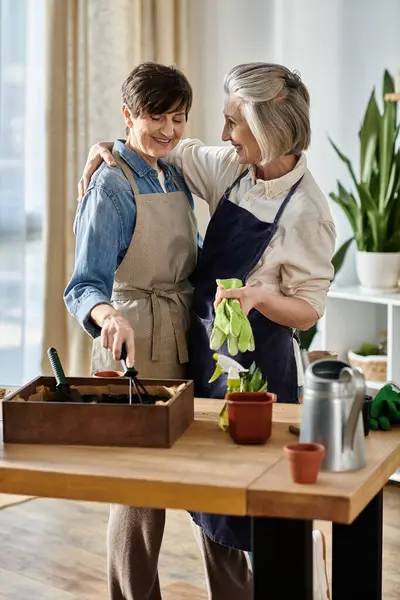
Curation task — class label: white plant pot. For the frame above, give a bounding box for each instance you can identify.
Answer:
[356,251,400,291]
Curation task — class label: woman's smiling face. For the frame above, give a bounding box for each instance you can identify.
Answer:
[124,105,187,161]
[221,97,261,165]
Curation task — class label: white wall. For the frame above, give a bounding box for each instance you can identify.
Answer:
[187,0,400,282]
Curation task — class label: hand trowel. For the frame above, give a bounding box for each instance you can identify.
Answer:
[47,347,83,403]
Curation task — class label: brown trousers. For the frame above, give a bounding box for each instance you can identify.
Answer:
[108,505,253,600]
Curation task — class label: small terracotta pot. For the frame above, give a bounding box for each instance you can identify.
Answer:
[92,370,125,378]
[226,392,276,444]
[284,442,325,484]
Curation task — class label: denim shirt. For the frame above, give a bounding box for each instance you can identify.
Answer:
[64,140,199,338]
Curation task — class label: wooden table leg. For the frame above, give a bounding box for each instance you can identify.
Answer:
[252,516,313,600]
[332,489,383,600]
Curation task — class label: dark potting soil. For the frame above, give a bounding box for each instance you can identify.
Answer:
[86,394,170,405]
[52,394,170,405]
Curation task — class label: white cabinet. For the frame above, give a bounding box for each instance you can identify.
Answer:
[321,285,400,388]
[320,285,400,482]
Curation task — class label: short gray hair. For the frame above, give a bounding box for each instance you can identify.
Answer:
[224,62,311,163]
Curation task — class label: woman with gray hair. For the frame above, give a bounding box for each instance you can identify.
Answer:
[79,62,335,600]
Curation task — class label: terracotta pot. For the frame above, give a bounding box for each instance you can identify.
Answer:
[92,370,125,378]
[226,391,276,403]
[284,442,325,484]
[226,391,276,444]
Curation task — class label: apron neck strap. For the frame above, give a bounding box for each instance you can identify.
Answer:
[169,173,183,192]
[272,175,304,227]
[225,169,249,197]
[113,151,140,196]
[113,151,184,195]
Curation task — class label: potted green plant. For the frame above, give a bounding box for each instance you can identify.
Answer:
[348,334,387,385]
[329,70,400,290]
[209,355,275,443]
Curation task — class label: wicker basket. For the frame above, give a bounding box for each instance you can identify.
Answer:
[307,350,338,364]
[348,350,387,382]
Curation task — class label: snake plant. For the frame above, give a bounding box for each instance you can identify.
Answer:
[301,70,400,350]
[329,69,400,253]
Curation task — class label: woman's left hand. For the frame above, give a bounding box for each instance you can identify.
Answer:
[214,285,261,315]
[215,283,318,330]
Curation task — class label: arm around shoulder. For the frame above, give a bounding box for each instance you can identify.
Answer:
[168,138,244,206]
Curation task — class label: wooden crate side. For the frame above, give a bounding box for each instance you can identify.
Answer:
[168,381,195,446]
[3,402,170,447]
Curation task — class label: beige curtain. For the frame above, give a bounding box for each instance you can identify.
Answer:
[42,0,189,376]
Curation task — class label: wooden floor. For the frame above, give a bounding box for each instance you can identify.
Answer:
[0,485,399,599]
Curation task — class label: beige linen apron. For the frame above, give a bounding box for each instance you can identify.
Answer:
[91,151,198,379]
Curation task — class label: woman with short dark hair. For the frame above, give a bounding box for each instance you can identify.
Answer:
[65,62,195,375]
[65,63,203,600]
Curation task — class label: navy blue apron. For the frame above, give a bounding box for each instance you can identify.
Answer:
[189,170,302,551]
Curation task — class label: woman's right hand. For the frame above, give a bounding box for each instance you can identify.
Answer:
[78,141,115,201]
[91,305,135,367]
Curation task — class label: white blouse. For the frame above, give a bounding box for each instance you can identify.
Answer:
[169,139,336,319]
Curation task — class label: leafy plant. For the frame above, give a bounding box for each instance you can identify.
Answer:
[239,361,267,392]
[301,70,400,351]
[299,237,353,350]
[329,70,400,253]
[355,342,381,356]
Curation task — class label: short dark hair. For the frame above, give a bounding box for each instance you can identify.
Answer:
[122,62,193,120]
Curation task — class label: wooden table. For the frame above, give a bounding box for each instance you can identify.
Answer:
[0,397,399,600]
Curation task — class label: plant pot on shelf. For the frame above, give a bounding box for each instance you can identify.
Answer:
[284,442,325,484]
[225,391,276,445]
[355,251,400,291]
[348,350,387,383]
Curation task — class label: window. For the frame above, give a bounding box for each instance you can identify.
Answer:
[0,0,46,385]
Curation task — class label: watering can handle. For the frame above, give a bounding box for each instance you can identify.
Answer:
[342,366,365,451]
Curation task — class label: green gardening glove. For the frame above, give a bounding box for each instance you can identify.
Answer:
[370,384,400,431]
[209,278,255,356]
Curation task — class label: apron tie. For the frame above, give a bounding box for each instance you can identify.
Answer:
[112,282,190,364]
